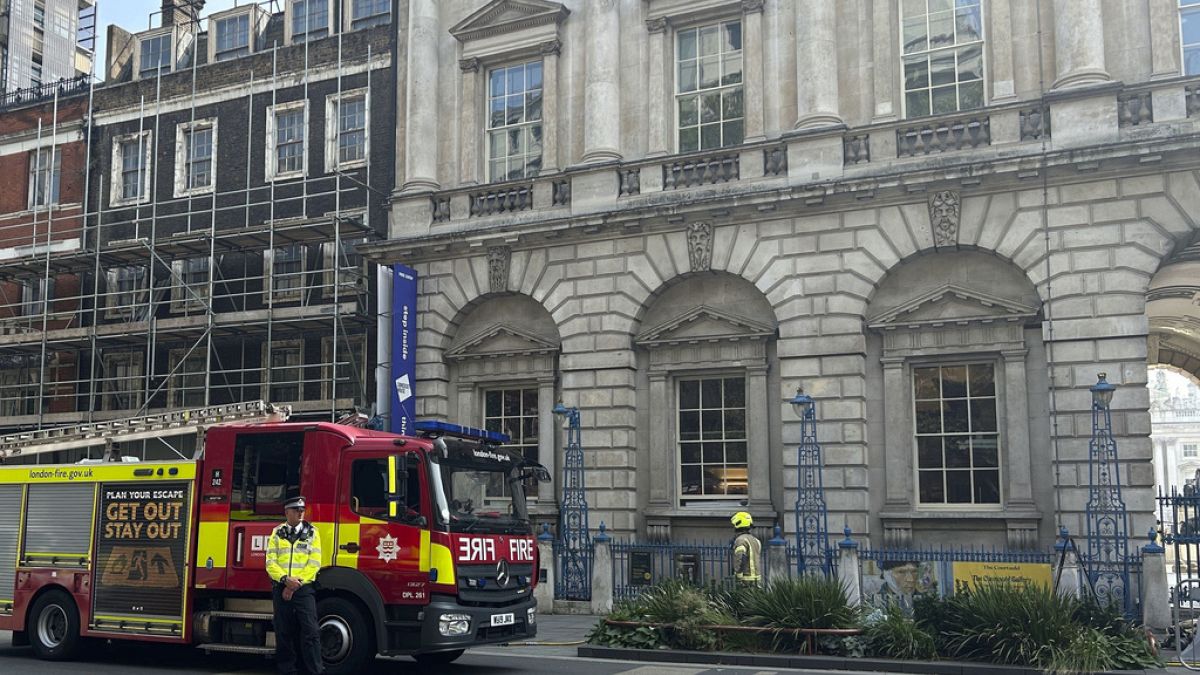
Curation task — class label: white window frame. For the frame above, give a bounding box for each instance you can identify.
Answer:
[320,235,366,296]
[261,339,304,403]
[103,351,145,412]
[481,385,542,501]
[27,146,61,209]
[110,131,153,207]
[170,257,211,313]
[321,334,366,401]
[1182,0,1200,76]
[287,0,333,44]
[105,265,149,318]
[213,12,252,61]
[264,244,308,302]
[675,374,749,503]
[137,31,172,79]
[346,0,391,30]
[265,100,309,181]
[911,360,1003,508]
[1185,442,1199,459]
[485,59,545,182]
[898,0,987,119]
[21,277,53,316]
[168,348,207,408]
[673,17,745,154]
[173,118,217,197]
[325,89,369,172]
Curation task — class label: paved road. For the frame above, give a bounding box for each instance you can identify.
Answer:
[0,635,882,674]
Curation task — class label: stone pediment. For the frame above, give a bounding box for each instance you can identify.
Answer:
[868,284,1039,329]
[450,0,570,42]
[636,306,775,347]
[447,322,560,360]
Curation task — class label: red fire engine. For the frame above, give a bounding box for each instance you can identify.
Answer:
[0,401,547,672]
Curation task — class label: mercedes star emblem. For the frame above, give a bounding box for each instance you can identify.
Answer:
[495,559,510,588]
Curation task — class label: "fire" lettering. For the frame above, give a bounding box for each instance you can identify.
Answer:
[458,537,496,561]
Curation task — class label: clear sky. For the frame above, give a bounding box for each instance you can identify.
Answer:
[93,0,242,78]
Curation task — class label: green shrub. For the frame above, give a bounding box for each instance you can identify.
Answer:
[744,576,858,630]
[864,603,938,661]
[943,584,1078,667]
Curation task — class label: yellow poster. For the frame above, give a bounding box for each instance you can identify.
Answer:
[952,561,1052,593]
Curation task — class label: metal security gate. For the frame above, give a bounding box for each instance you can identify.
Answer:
[1159,487,1200,668]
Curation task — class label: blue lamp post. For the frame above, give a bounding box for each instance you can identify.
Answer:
[789,387,831,576]
[1084,372,1131,611]
[553,402,591,600]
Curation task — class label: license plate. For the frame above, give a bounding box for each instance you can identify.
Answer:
[490,613,515,627]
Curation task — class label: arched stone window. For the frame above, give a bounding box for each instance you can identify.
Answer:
[446,293,560,515]
[865,251,1046,550]
[636,272,778,541]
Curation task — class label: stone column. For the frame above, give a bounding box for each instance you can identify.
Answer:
[988,0,1017,101]
[645,18,669,156]
[590,526,614,614]
[795,0,843,129]
[741,0,765,141]
[535,524,556,614]
[881,358,910,509]
[1141,529,1170,633]
[747,365,772,510]
[538,377,558,507]
[837,528,861,607]
[402,0,440,192]
[870,0,896,121]
[647,372,671,508]
[583,0,621,163]
[458,58,480,186]
[539,40,561,172]
[1051,0,1110,89]
[1001,349,1035,507]
[1149,0,1181,79]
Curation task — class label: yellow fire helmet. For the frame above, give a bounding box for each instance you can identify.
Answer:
[730,511,753,529]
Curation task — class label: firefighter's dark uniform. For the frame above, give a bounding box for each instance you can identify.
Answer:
[730,511,762,586]
[266,497,324,675]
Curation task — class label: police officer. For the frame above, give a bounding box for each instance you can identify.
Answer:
[266,496,324,675]
[730,511,762,586]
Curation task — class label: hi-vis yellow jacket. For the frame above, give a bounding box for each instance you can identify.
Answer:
[732,532,762,585]
[266,521,323,585]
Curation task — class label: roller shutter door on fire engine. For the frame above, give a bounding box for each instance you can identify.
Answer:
[0,485,20,610]
[23,483,95,566]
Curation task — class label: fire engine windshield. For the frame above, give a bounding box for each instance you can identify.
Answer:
[427,439,537,535]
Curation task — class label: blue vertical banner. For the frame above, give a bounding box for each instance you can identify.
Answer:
[390,264,418,435]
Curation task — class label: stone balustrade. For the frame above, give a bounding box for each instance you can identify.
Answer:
[392,78,1200,233]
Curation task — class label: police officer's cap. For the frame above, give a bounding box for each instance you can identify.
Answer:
[284,496,306,510]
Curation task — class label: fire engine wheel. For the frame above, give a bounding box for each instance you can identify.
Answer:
[413,649,465,665]
[28,590,81,661]
[316,596,374,675]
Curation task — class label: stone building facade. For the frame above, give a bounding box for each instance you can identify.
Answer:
[368,0,1200,548]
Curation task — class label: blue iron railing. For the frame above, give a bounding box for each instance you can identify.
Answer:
[553,403,592,601]
[611,539,760,601]
[859,546,1055,564]
[1083,373,1132,613]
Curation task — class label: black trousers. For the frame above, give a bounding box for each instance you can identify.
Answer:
[272,584,323,675]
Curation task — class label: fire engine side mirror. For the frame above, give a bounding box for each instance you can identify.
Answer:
[387,454,407,519]
[522,463,551,484]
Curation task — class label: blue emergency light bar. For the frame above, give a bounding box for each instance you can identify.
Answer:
[413,420,510,445]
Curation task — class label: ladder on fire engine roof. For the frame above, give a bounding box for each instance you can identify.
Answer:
[0,400,291,462]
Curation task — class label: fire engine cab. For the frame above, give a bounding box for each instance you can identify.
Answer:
[0,401,548,672]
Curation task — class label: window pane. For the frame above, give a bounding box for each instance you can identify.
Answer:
[970,397,997,432]
[722,120,743,147]
[700,410,722,439]
[679,411,700,441]
[919,471,944,503]
[681,465,702,494]
[681,442,701,464]
[678,28,697,61]
[973,436,999,468]
[724,21,742,51]
[902,17,927,54]
[722,88,744,120]
[724,409,745,436]
[904,56,930,89]
[929,10,954,47]
[906,90,930,117]
[944,436,971,467]
[702,442,723,463]
[1183,8,1200,45]
[915,400,942,433]
[973,470,1000,503]
[726,442,746,464]
[724,378,744,407]
[526,89,543,122]
[679,127,699,153]
[700,379,721,407]
[489,68,505,97]
[679,95,699,126]
[679,380,699,409]
[678,61,698,93]
[943,399,969,432]
[930,51,956,86]
[968,363,995,396]
[957,44,984,81]
[917,436,943,468]
[941,366,967,397]
[489,98,505,129]
[699,56,720,89]
[700,91,720,123]
[506,65,523,95]
[700,123,720,149]
[946,471,972,503]
[699,25,719,56]
[914,367,939,398]
[959,80,984,110]
[503,389,520,416]
[722,54,742,85]
[955,6,982,42]
[527,61,543,89]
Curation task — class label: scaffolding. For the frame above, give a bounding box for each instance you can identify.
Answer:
[0,1,391,463]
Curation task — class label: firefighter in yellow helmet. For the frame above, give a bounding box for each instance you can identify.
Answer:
[730,511,762,586]
[266,496,324,675]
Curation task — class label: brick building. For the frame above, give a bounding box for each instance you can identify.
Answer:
[0,0,396,459]
[366,0,1200,548]
[0,83,89,426]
